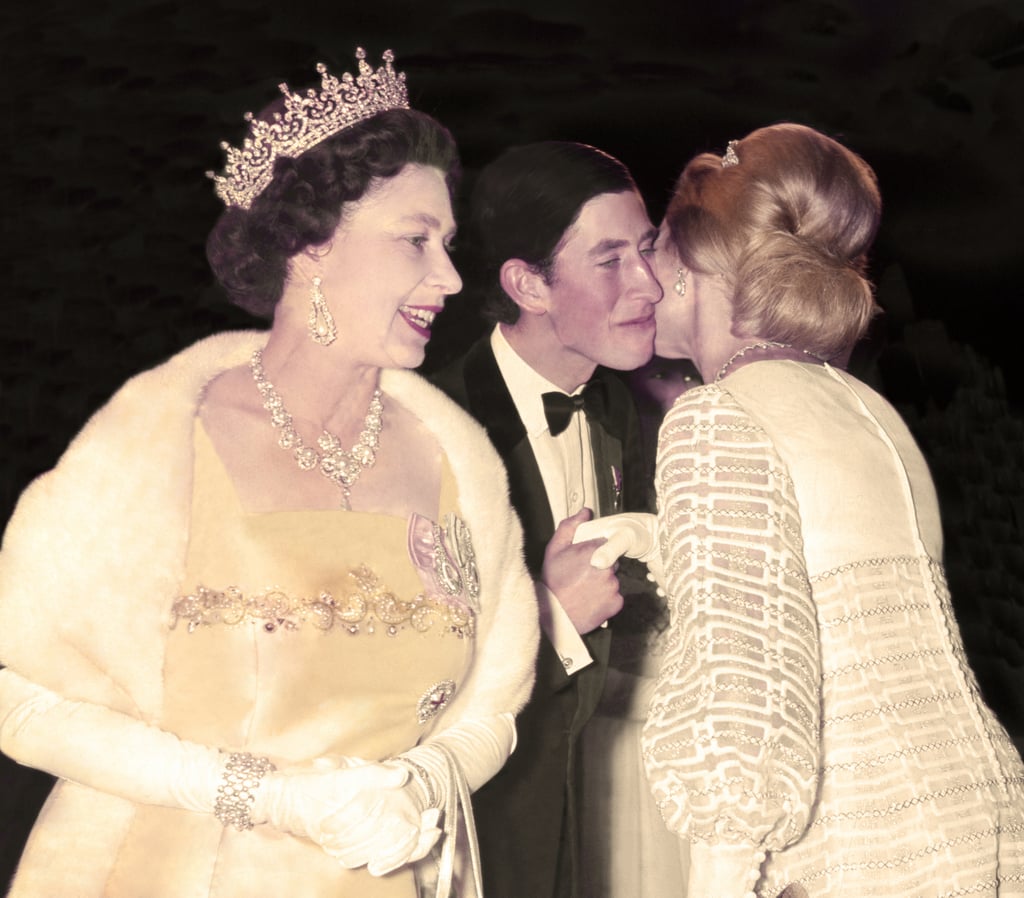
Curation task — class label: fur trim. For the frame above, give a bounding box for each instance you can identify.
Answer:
[0,332,536,725]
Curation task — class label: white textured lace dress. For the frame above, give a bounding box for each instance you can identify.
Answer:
[642,357,1024,897]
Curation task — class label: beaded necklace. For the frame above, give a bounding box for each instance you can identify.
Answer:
[715,341,826,382]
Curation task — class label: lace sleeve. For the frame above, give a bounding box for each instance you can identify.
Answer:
[642,386,821,895]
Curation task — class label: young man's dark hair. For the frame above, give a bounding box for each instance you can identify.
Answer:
[470,141,638,324]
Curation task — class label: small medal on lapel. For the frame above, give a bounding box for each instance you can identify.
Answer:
[611,465,622,512]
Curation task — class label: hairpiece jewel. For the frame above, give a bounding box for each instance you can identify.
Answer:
[208,48,409,209]
[721,140,740,168]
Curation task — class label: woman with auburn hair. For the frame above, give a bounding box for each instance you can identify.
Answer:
[641,122,1024,896]
[0,48,536,898]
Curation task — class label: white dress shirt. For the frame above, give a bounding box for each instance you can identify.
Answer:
[491,326,598,673]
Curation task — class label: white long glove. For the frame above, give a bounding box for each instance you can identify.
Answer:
[256,712,514,875]
[386,713,516,892]
[0,667,437,876]
[0,666,224,812]
[305,716,512,876]
[573,512,667,598]
[279,713,515,877]
[253,757,441,875]
[572,512,660,569]
[394,712,515,803]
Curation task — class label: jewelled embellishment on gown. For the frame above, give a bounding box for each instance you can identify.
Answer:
[417,679,457,724]
[444,513,480,606]
[408,512,481,612]
[170,564,475,637]
[169,585,336,633]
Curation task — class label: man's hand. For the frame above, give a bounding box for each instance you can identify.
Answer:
[541,508,624,634]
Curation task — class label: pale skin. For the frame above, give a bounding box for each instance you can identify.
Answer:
[199,164,463,519]
[500,189,662,634]
[651,227,766,382]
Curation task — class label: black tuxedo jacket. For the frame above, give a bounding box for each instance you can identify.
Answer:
[430,335,647,898]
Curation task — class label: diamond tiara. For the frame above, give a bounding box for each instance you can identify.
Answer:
[208,48,410,209]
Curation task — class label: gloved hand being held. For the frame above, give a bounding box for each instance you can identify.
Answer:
[572,512,659,568]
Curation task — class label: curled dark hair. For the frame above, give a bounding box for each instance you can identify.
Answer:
[207,108,460,317]
[468,142,637,324]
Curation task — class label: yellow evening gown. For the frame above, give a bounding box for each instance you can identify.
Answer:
[102,420,475,897]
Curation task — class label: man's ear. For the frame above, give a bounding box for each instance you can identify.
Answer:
[499,259,550,316]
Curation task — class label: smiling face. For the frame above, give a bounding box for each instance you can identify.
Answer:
[308,163,462,370]
[538,190,662,381]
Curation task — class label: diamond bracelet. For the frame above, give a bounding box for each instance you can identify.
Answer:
[214,751,277,830]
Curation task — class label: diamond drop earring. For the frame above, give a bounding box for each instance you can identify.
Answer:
[308,276,337,346]
[673,268,687,297]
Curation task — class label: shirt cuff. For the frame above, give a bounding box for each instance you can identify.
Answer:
[536,583,595,676]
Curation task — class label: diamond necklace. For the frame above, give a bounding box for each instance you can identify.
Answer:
[714,341,826,382]
[250,349,383,510]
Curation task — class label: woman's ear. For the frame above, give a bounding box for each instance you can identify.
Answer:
[499,259,550,317]
[289,244,329,283]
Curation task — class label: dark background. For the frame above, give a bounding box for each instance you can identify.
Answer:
[2,0,1022,885]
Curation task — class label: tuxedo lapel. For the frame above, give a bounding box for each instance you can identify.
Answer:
[462,340,554,577]
[590,420,624,516]
[587,368,634,516]
[461,339,526,457]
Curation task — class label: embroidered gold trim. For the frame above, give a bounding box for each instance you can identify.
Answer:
[170,565,475,637]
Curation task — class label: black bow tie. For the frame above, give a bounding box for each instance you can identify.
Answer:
[542,379,609,436]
